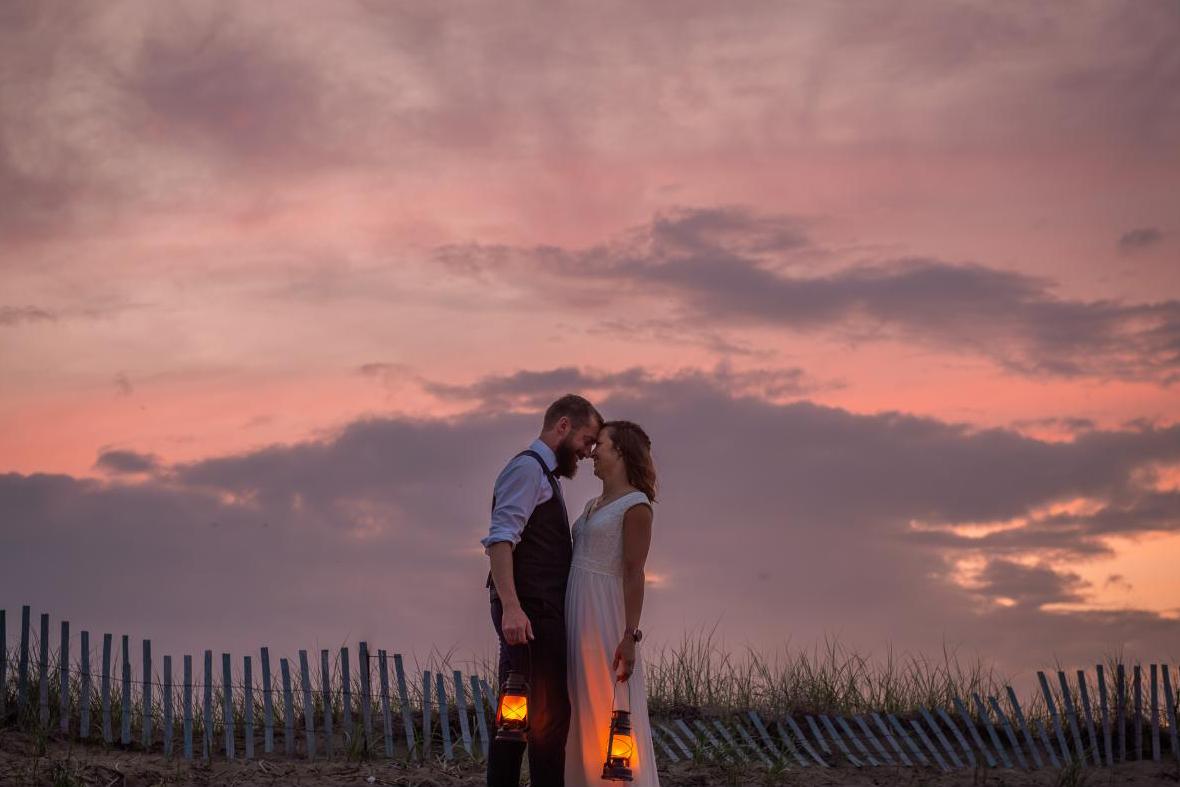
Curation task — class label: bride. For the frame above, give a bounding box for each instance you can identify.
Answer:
[565,420,660,786]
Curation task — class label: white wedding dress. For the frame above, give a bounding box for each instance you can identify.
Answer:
[565,490,660,786]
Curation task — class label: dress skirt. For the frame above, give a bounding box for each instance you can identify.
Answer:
[564,563,660,786]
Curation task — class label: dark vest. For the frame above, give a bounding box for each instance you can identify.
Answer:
[486,450,572,603]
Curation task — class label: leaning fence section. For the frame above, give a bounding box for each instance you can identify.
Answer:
[652,663,1180,773]
[1,605,1178,773]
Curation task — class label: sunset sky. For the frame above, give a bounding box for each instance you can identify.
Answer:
[2,1,1179,688]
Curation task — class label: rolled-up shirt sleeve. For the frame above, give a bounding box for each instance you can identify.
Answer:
[480,457,543,552]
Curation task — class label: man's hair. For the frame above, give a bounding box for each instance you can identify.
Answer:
[543,394,603,431]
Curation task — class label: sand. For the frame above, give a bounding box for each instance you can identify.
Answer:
[2,730,1178,786]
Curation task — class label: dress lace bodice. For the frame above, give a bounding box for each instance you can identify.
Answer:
[570,490,651,577]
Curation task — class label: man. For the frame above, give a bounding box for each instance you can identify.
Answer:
[482,394,603,787]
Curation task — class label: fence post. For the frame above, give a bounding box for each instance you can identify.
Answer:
[870,712,910,767]
[1037,671,1070,764]
[470,674,490,759]
[1076,669,1102,767]
[222,653,235,760]
[17,606,30,718]
[1134,665,1143,760]
[939,703,977,764]
[59,620,70,735]
[921,712,954,768]
[299,649,315,759]
[735,716,773,766]
[341,646,352,734]
[949,698,989,767]
[142,639,153,748]
[912,716,951,771]
[1005,686,1043,768]
[805,715,831,756]
[819,714,862,766]
[422,671,433,759]
[280,658,295,756]
[360,642,373,752]
[1096,664,1113,767]
[120,634,131,745]
[1162,664,1180,763]
[244,655,254,761]
[394,654,415,759]
[164,655,173,757]
[453,670,473,756]
[379,650,393,758]
[987,695,1028,769]
[1056,671,1085,765]
[1116,663,1126,763]
[1151,664,1161,762]
[39,613,50,729]
[80,631,91,740]
[481,678,494,716]
[886,714,927,768]
[661,719,694,762]
[853,714,891,765]
[694,719,728,762]
[919,707,962,768]
[748,710,785,764]
[261,647,275,754]
[101,633,112,743]
[834,715,874,766]
[972,693,1011,768]
[651,724,679,764]
[1034,718,1058,769]
[320,649,334,758]
[787,714,830,766]
[436,671,453,761]
[183,654,193,760]
[203,650,214,761]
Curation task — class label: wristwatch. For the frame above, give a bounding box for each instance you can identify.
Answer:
[624,628,642,643]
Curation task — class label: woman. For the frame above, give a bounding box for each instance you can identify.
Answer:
[565,420,660,786]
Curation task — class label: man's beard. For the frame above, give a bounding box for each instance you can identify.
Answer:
[554,437,579,478]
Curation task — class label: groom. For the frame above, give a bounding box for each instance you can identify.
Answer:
[482,394,603,787]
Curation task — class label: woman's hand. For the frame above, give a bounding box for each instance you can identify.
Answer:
[612,636,636,682]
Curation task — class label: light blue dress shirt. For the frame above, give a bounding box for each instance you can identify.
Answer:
[480,438,562,552]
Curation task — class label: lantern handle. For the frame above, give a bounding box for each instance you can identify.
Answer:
[613,660,632,712]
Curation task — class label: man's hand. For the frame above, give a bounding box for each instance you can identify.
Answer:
[501,603,535,646]
[612,637,636,682]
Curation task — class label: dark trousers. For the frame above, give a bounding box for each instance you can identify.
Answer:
[487,594,570,787]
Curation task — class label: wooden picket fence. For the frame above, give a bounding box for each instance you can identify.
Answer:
[3,605,1180,773]
[1,606,496,761]
[650,663,1180,772]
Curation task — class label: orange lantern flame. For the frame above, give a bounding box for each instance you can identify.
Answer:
[495,671,529,743]
[609,730,635,760]
[499,693,528,723]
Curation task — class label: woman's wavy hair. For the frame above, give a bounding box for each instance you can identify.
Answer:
[602,420,657,502]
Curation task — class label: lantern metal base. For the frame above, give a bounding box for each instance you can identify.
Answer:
[494,727,528,744]
[602,761,634,781]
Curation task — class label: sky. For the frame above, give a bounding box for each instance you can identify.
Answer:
[2,0,1179,694]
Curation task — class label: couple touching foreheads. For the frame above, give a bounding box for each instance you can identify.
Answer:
[481,394,660,786]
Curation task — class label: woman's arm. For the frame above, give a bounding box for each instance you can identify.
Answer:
[613,503,653,681]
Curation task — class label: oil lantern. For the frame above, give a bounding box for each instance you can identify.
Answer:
[495,670,529,743]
